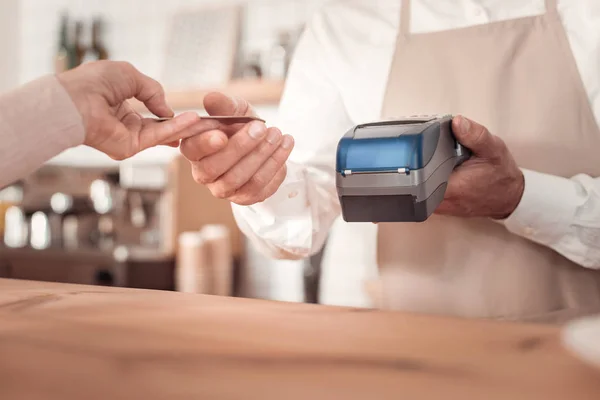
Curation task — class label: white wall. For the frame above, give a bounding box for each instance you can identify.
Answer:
[18,0,326,85]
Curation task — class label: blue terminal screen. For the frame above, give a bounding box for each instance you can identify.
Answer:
[337,133,425,173]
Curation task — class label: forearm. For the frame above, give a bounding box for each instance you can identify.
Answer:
[0,75,85,188]
[231,6,352,260]
[503,169,600,269]
[232,161,340,260]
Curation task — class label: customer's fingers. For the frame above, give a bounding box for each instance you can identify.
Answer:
[118,102,143,134]
[137,112,201,150]
[208,127,283,198]
[119,62,174,118]
[190,121,268,184]
[224,135,294,204]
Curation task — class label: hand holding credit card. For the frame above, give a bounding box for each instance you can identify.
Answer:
[178,92,294,206]
[155,115,266,124]
[155,114,266,147]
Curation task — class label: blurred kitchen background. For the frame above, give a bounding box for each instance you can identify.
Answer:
[0,0,329,303]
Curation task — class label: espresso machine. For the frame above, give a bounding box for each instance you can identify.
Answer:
[0,163,175,290]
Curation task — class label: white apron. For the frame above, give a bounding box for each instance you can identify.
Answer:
[370,0,600,324]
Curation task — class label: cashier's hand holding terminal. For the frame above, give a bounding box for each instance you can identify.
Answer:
[437,115,525,219]
[179,93,295,205]
[337,114,524,223]
[58,61,201,160]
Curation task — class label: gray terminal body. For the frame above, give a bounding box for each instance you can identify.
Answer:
[336,115,471,223]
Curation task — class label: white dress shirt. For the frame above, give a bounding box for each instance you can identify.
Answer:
[232,0,600,302]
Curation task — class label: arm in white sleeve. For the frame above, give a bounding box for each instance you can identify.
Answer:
[232,13,353,260]
[503,169,600,269]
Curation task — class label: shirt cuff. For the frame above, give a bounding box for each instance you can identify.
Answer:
[502,169,580,245]
[231,161,314,253]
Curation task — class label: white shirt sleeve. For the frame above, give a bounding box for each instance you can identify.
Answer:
[231,12,353,260]
[503,169,600,269]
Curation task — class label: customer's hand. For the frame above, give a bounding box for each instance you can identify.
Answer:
[436,115,525,219]
[57,61,200,160]
[179,93,295,205]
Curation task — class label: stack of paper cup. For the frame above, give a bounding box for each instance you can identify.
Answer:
[176,225,233,296]
[176,231,208,294]
[200,224,233,297]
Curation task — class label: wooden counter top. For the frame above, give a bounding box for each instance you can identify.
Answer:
[0,279,599,400]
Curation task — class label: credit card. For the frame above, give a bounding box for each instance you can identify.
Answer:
[154,115,265,124]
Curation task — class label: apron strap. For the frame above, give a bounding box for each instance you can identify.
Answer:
[545,0,557,11]
[400,0,411,38]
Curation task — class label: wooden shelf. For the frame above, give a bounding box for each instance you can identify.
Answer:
[131,79,285,113]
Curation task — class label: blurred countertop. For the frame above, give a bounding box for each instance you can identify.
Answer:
[1,278,599,399]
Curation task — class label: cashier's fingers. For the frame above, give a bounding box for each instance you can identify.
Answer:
[204,92,256,117]
[180,129,229,161]
[452,115,500,160]
[207,127,284,198]
[259,165,289,202]
[231,164,289,206]
[435,198,455,216]
[163,140,181,148]
[226,136,294,205]
[190,121,268,184]
[203,92,259,135]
